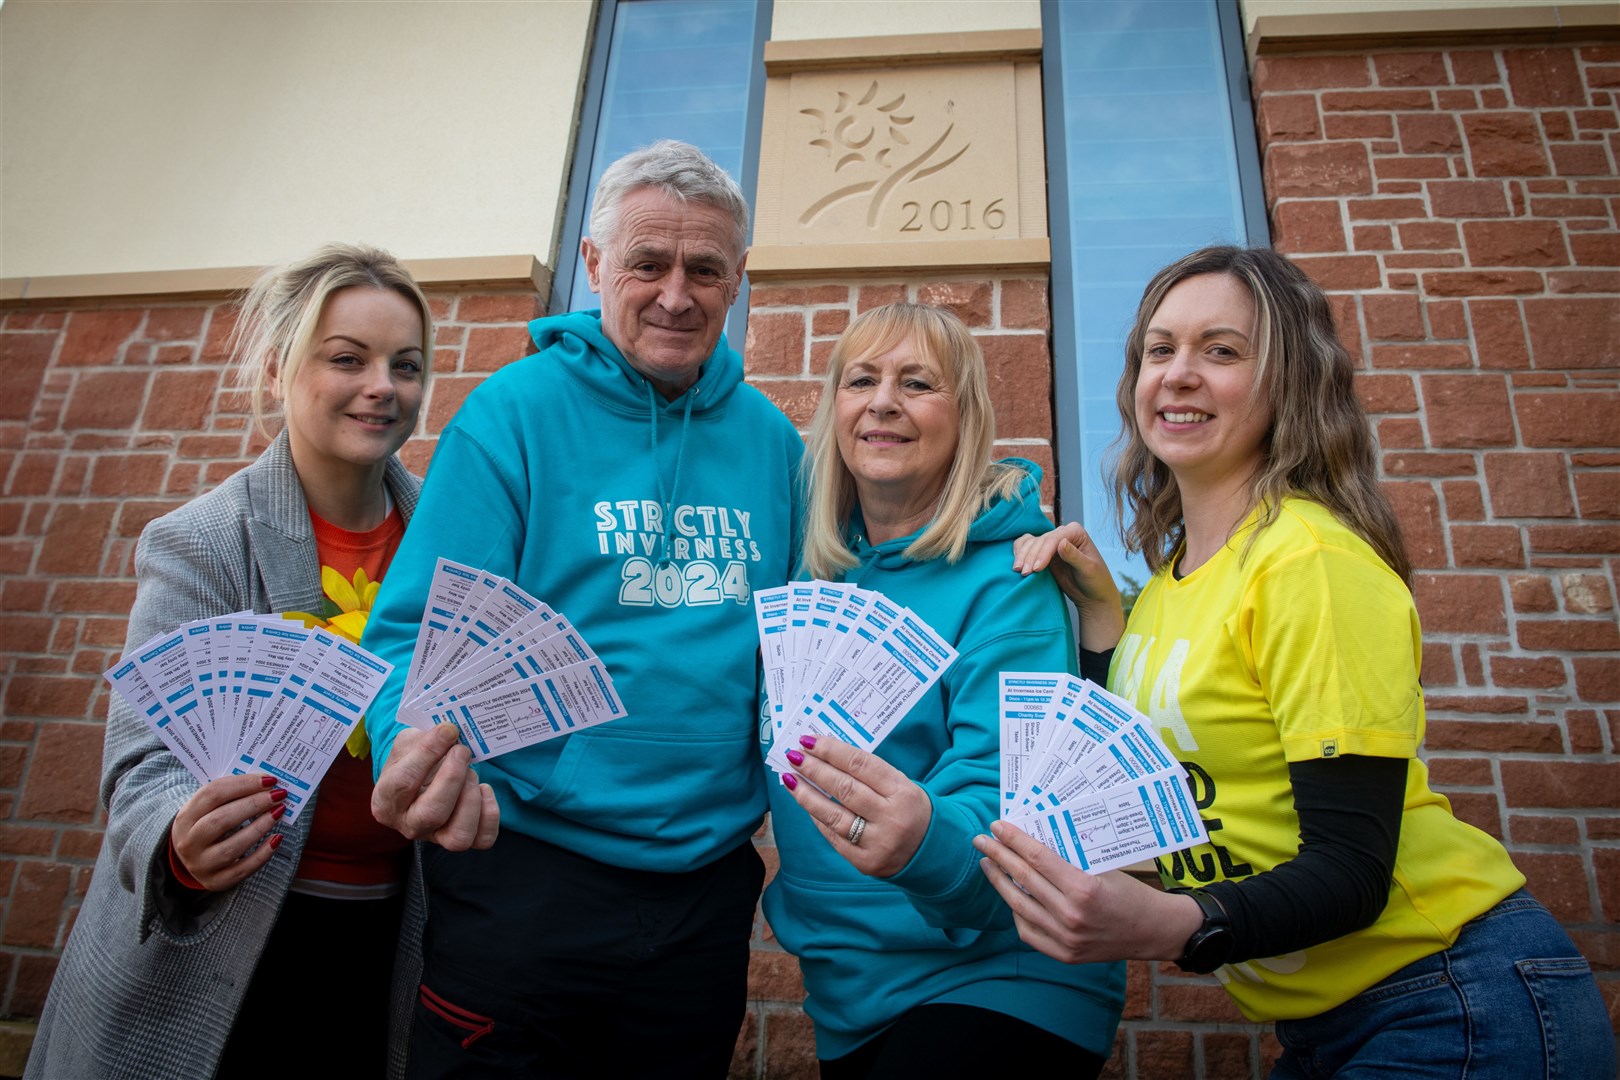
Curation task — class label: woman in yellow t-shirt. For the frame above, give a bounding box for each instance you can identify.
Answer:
[975,246,1614,1077]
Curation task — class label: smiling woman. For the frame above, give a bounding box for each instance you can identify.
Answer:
[27,244,437,1080]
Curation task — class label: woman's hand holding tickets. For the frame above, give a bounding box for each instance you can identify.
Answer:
[1013,523,1126,654]
[974,819,1201,965]
[781,735,932,878]
[170,773,286,892]
[372,723,500,851]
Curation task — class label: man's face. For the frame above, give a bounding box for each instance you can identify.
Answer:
[582,187,746,399]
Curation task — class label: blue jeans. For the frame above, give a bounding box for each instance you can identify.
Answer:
[1271,890,1615,1079]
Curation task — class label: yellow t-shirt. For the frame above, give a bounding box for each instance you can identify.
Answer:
[1111,498,1523,1022]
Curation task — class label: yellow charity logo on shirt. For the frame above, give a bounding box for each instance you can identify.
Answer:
[1321,739,1339,758]
[283,565,382,758]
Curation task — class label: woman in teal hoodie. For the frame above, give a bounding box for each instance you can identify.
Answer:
[767,303,1124,1077]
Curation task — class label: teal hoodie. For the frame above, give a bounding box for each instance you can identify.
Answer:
[364,311,801,871]
[762,463,1124,1058]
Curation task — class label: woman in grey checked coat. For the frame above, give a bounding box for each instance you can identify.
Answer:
[28,244,434,1080]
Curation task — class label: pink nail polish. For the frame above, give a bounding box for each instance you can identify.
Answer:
[799,735,817,750]
[785,749,804,767]
[782,774,798,791]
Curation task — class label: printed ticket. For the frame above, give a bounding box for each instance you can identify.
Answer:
[1007,766,1207,874]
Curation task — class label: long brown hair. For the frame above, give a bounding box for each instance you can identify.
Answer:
[1111,246,1412,584]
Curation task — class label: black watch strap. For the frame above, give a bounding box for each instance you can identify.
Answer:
[1171,887,1234,975]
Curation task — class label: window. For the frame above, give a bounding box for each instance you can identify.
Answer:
[1042,0,1267,585]
[552,0,772,346]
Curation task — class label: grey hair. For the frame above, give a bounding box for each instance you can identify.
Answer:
[587,139,750,259]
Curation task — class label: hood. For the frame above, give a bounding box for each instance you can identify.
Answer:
[857,459,1050,571]
[529,309,745,417]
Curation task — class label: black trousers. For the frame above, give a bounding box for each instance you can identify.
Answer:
[818,1003,1108,1080]
[217,889,405,1079]
[407,831,765,1080]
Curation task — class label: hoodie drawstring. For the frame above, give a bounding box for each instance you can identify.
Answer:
[647,381,695,567]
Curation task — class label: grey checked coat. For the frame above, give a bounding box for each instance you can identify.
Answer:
[27,431,425,1080]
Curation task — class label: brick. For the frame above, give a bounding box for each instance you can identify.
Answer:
[1384,452,1474,476]
[1257,93,1321,144]
[1202,1033,1253,1079]
[1428,719,1559,755]
[12,953,58,1016]
[1436,89,1479,110]
[140,369,219,431]
[916,281,992,328]
[1326,293,1362,362]
[1375,156,1453,182]
[1264,143,1373,198]
[1271,200,1345,253]
[1347,197,1427,221]
[1552,142,1615,176]
[454,293,541,324]
[1441,480,1484,520]
[1450,524,1524,567]
[177,433,248,460]
[0,333,56,422]
[1136,1029,1195,1076]
[57,828,103,861]
[1489,656,1567,689]
[1355,372,1417,411]
[762,1009,817,1079]
[0,615,53,653]
[1516,391,1618,447]
[1451,50,1502,84]
[1514,852,1592,921]
[1428,300,1467,340]
[36,502,115,574]
[809,307,849,337]
[1528,524,1620,554]
[1429,180,1511,218]
[0,862,69,948]
[62,370,150,430]
[1462,221,1570,268]
[1503,48,1585,107]
[1396,113,1463,154]
[1292,254,1381,289]
[142,306,206,343]
[1423,641,1458,687]
[1352,224,1394,250]
[1575,472,1619,518]
[1511,814,1580,845]
[978,335,1051,439]
[421,375,482,436]
[1569,232,1620,266]
[752,379,822,428]
[1575,108,1619,133]
[1467,299,1531,369]
[88,454,166,498]
[1425,694,1530,716]
[1413,572,1505,632]
[1576,656,1620,701]
[1159,982,1245,1022]
[749,284,851,308]
[1548,270,1620,292]
[1255,54,1370,91]
[1420,270,1545,296]
[1530,196,1614,220]
[1322,89,1433,112]
[1324,113,1394,140]
[1378,418,1425,448]
[1420,374,1514,447]
[1444,791,1505,837]
[58,309,143,366]
[1484,452,1576,517]
[17,722,103,821]
[1380,483,1441,572]
[1523,297,1620,368]
[1386,252,1465,270]
[999,279,1048,330]
[1375,51,1449,87]
[463,325,531,373]
[1481,87,1510,109]
[1517,618,1620,652]
[743,312,807,377]
[1370,343,1472,369]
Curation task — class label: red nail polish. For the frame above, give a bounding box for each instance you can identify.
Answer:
[785,749,804,767]
[260,775,276,788]
[782,773,798,791]
[799,735,817,750]
[269,834,283,850]
[271,805,286,821]
[269,788,288,803]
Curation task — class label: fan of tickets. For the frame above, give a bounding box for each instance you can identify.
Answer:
[999,673,1207,874]
[755,582,957,774]
[396,559,625,763]
[105,616,393,824]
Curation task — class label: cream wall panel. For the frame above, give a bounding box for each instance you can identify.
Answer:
[1241,0,1613,34]
[770,0,1039,42]
[0,0,591,278]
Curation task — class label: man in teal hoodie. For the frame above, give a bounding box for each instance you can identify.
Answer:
[362,141,801,1077]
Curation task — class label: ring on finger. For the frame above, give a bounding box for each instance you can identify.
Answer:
[847,815,867,846]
